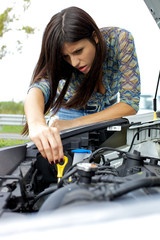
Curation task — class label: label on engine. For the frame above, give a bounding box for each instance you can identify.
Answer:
[107,126,121,131]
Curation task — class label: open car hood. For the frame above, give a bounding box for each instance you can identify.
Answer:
[144,0,160,29]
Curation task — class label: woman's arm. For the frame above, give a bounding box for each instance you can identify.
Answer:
[52,31,140,132]
[24,87,64,164]
[52,102,136,131]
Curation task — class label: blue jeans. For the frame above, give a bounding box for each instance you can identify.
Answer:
[50,97,117,120]
[56,106,100,120]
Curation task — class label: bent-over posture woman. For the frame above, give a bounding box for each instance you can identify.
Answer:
[23,6,141,164]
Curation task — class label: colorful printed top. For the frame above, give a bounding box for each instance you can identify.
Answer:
[28,27,141,112]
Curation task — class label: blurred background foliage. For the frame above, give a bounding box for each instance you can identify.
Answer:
[0,101,24,114]
[0,0,36,59]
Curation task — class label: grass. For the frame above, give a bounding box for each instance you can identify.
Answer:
[0,125,29,147]
[0,139,29,148]
[0,125,23,134]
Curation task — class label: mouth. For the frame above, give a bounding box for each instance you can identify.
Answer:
[78,65,88,73]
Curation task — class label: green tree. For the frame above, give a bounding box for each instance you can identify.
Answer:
[0,0,36,59]
[0,101,24,114]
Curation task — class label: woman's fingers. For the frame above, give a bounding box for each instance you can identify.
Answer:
[42,127,64,164]
[29,125,64,164]
[50,127,64,161]
[50,118,73,131]
[34,138,47,159]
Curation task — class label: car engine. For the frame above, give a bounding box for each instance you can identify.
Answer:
[0,113,160,218]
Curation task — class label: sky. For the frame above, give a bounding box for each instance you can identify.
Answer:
[0,0,160,102]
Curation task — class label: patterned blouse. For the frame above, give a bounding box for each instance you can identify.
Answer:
[28,27,141,112]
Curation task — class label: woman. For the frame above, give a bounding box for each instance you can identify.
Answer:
[23,6,141,164]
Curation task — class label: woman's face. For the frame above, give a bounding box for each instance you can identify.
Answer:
[62,38,97,74]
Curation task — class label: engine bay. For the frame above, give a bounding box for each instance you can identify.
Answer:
[0,112,160,218]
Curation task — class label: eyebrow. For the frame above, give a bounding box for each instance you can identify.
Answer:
[62,46,83,56]
[72,48,83,54]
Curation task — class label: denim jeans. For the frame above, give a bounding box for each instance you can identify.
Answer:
[56,105,100,120]
[49,97,117,121]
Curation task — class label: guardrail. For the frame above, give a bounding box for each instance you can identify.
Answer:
[0,114,49,126]
[0,114,26,126]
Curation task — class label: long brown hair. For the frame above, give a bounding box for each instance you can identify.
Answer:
[23,6,105,134]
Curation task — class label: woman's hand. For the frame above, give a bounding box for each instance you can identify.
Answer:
[28,123,64,164]
[50,102,136,131]
[50,118,77,131]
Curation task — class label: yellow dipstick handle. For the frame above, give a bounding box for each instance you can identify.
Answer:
[154,111,157,121]
[57,156,68,181]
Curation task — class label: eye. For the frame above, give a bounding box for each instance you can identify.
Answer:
[63,55,69,60]
[74,48,83,54]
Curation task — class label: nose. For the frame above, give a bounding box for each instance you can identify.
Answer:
[70,55,80,68]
